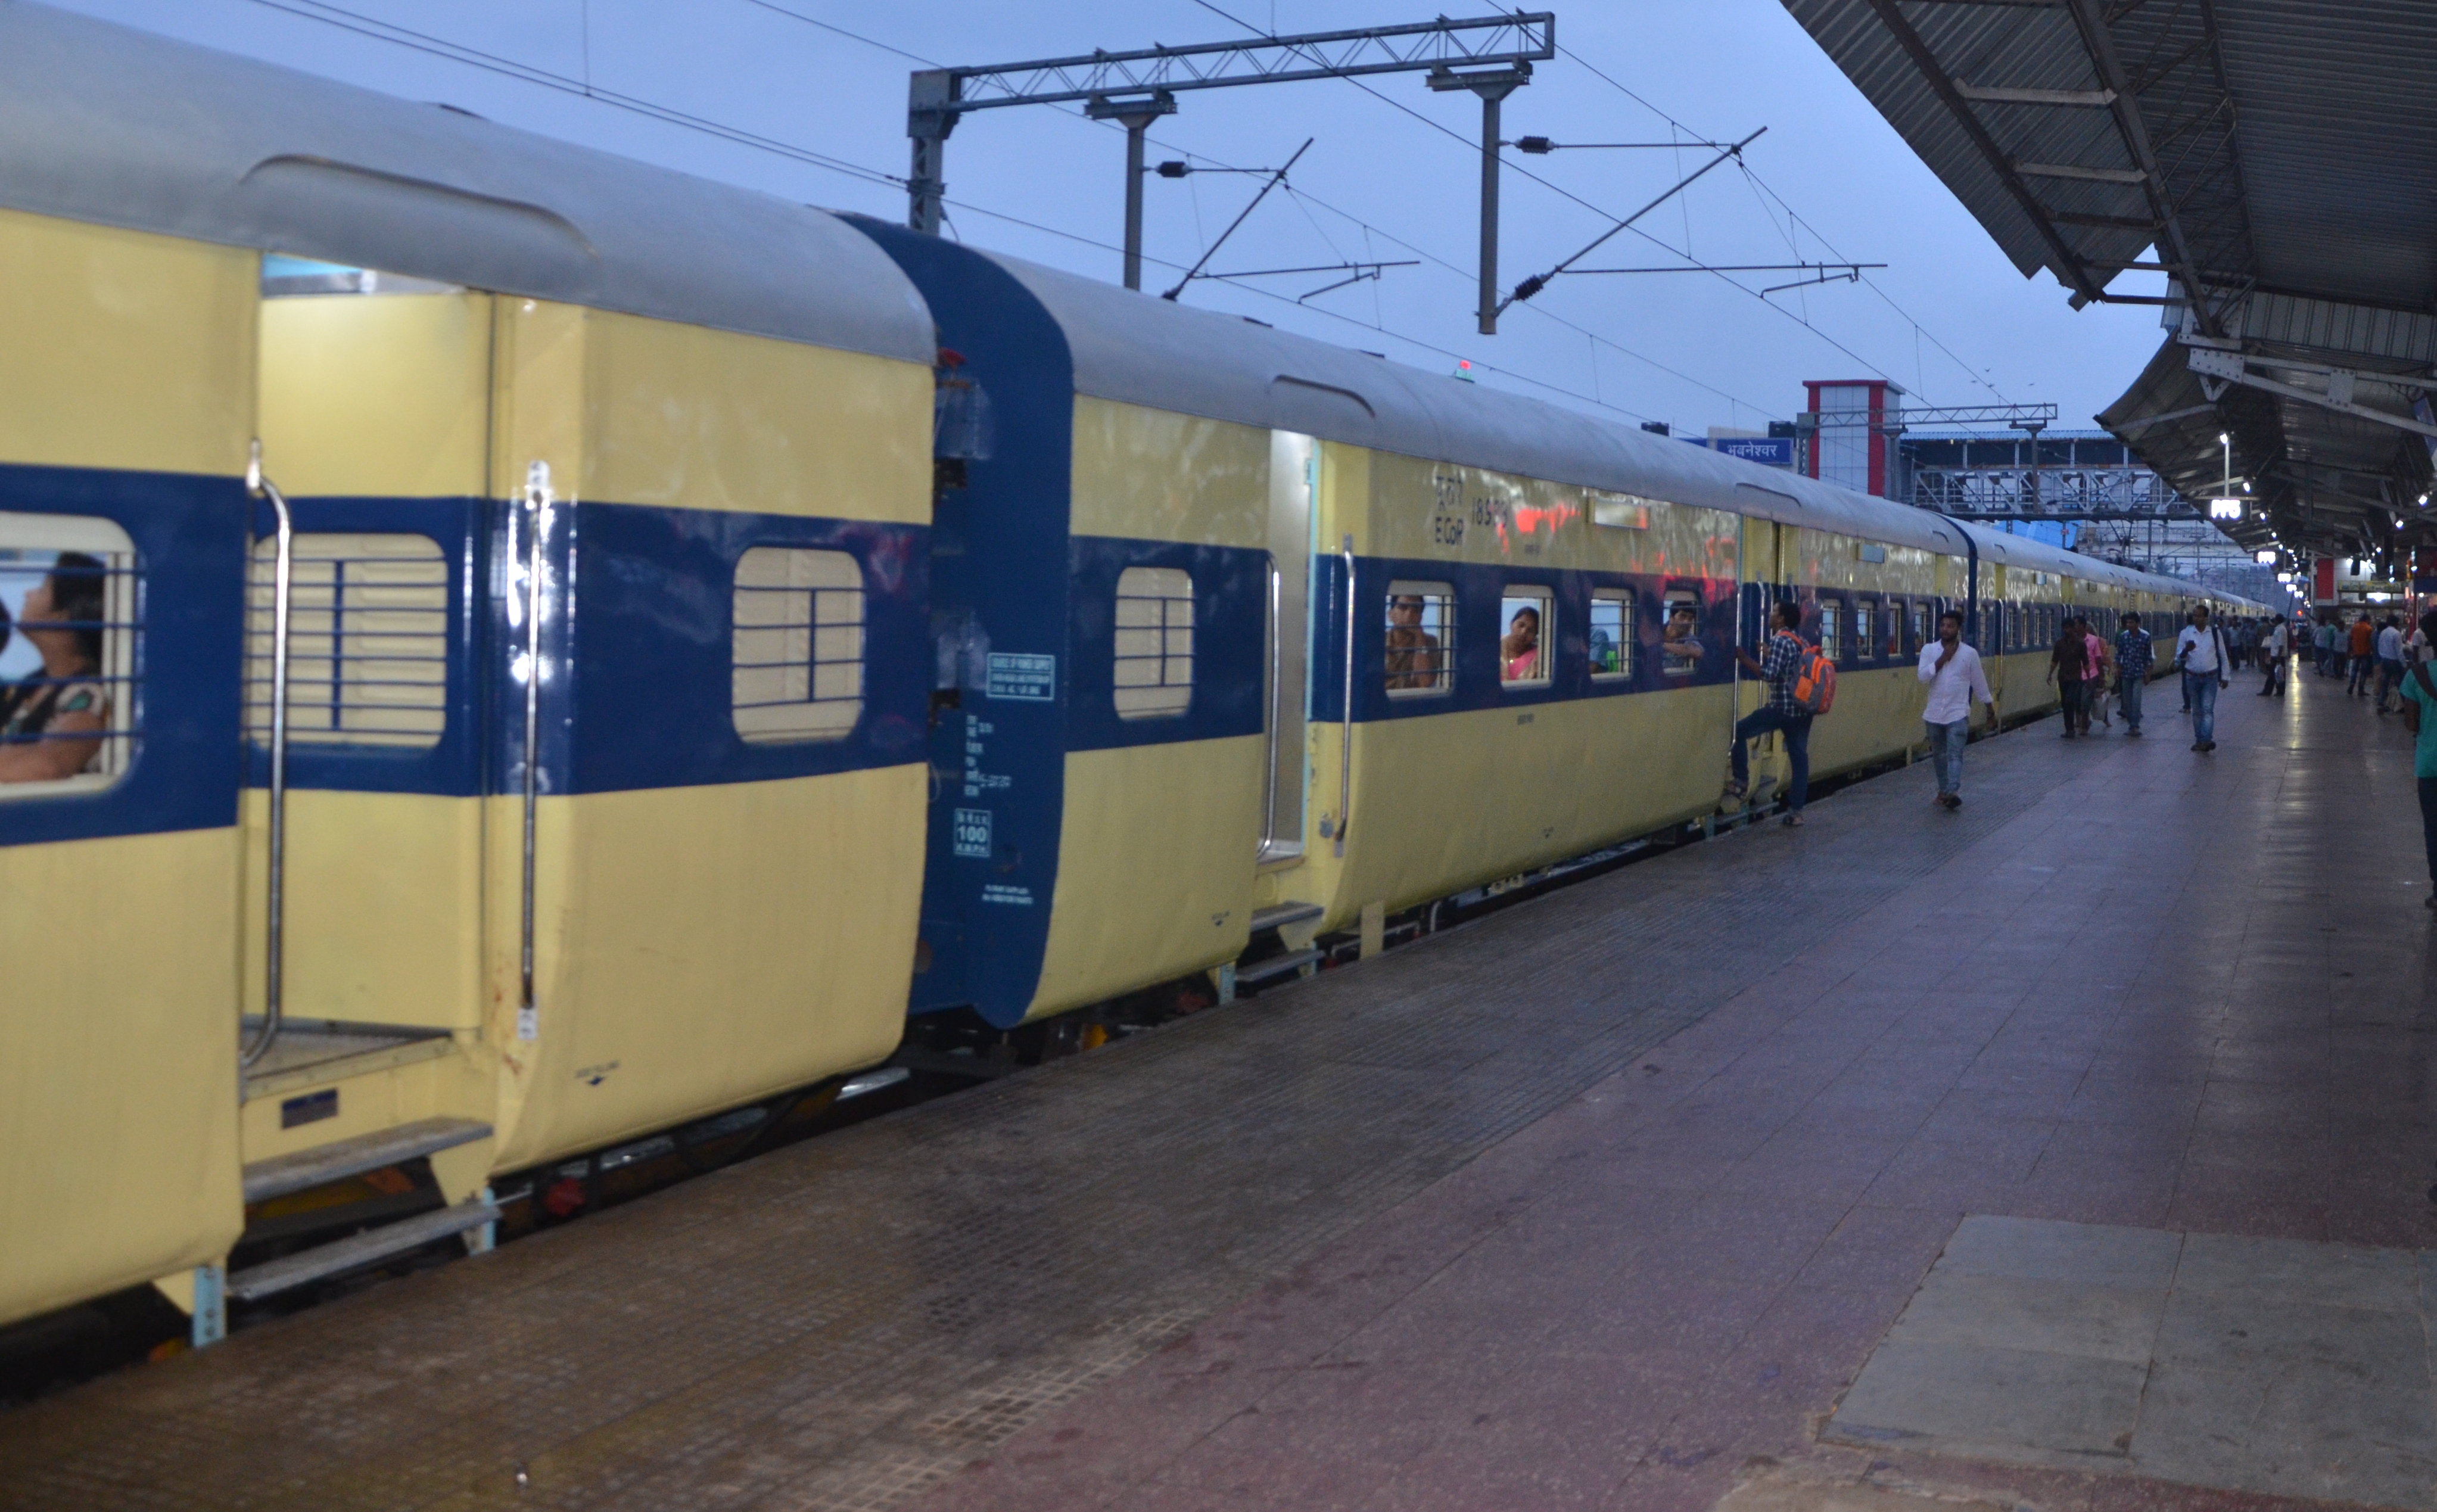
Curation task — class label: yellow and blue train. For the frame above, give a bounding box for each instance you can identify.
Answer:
[0,2,2262,1350]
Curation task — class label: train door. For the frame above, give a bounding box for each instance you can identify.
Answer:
[1260,430,1315,863]
[239,268,499,1231]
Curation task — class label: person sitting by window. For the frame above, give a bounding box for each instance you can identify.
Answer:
[1661,603,1705,672]
[1384,594,1444,690]
[0,553,111,783]
[1501,605,1542,682]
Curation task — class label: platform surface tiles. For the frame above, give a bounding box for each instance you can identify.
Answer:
[7,671,2435,1512]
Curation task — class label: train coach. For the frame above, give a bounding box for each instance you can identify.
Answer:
[846,222,2262,1029]
[0,3,934,1341]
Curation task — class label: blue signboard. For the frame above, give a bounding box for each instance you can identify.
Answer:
[1711,437,1795,468]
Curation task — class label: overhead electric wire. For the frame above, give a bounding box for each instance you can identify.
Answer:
[720,0,1782,422]
[1551,35,2011,405]
[239,0,902,191]
[1180,0,1912,400]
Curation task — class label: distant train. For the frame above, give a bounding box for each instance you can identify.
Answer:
[0,3,2263,1348]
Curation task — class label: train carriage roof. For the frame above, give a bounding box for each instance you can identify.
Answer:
[0,1,932,364]
[973,248,2257,608]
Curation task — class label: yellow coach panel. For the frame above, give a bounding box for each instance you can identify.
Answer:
[259,291,493,497]
[0,208,254,477]
[0,215,250,1326]
[580,307,932,525]
[1034,738,1266,1018]
[0,830,243,1324]
[487,769,926,1169]
[1070,396,1269,545]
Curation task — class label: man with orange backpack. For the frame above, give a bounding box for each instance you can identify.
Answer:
[1726,599,1820,827]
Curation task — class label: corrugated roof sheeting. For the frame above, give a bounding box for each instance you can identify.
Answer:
[2216,0,2437,309]
[1785,0,2437,562]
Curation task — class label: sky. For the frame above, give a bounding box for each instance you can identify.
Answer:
[47,0,2178,438]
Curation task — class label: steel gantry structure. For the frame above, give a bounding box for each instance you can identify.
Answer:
[905,14,1556,319]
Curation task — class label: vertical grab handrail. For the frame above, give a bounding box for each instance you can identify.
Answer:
[1260,558,1281,857]
[241,441,293,1071]
[1335,534,1355,858]
[516,461,550,1043]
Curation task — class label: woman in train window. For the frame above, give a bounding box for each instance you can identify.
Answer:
[0,553,110,783]
[1501,605,1542,682]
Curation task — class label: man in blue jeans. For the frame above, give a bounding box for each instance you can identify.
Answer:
[1917,609,1996,809]
[1726,599,1814,827]
[2114,612,2152,735]
[2175,604,2231,752]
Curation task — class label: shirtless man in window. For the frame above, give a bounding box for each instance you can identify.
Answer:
[1385,594,1444,690]
[0,555,111,783]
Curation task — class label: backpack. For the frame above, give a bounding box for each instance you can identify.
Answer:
[1789,637,1837,715]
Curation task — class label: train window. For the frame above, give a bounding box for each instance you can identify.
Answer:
[732,546,866,742]
[1385,580,1454,696]
[1855,599,1879,661]
[1590,589,1633,680]
[1499,587,1552,686]
[1658,590,1703,678]
[248,534,446,749]
[1910,602,1928,656]
[0,520,139,797]
[1818,601,1842,663]
[1112,565,1194,719]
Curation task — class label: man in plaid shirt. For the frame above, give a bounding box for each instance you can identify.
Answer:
[1727,599,1814,827]
[2114,612,2153,737]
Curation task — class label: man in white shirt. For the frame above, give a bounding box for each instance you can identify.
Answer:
[2175,605,2231,751]
[1918,608,1996,810]
[2258,615,2289,697]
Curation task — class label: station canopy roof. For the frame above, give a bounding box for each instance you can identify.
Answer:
[1781,0,2437,565]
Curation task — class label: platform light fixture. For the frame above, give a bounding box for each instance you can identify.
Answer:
[2254,549,2277,564]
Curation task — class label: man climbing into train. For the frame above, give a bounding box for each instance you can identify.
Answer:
[1725,598,1814,828]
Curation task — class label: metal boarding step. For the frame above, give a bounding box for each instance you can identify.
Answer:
[239,1018,457,1103]
[242,1116,494,1205]
[1249,901,1325,934]
[226,1196,500,1303]
[1236,948,1323,986]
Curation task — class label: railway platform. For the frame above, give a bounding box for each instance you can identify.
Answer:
[4,669,2432,1512]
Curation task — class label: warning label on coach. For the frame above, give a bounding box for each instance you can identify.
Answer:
[985,652,1056,702]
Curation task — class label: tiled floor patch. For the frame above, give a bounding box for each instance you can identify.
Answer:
[1826,1216,2437,1508]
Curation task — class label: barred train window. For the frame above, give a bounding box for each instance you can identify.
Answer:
[1855,600,1878,661]
[1818,601,1842,662]
[1659,590,1701,677]
[1911,603,1928,654]
[1385,580,1454,696]
[1113,565,1193,719]
[249,534,446,749]
[1500,587,1552,686]
[1884,601,1904,658]
[1590,589,1633,680]
[732,546,864,743]
[0,516,139,796]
